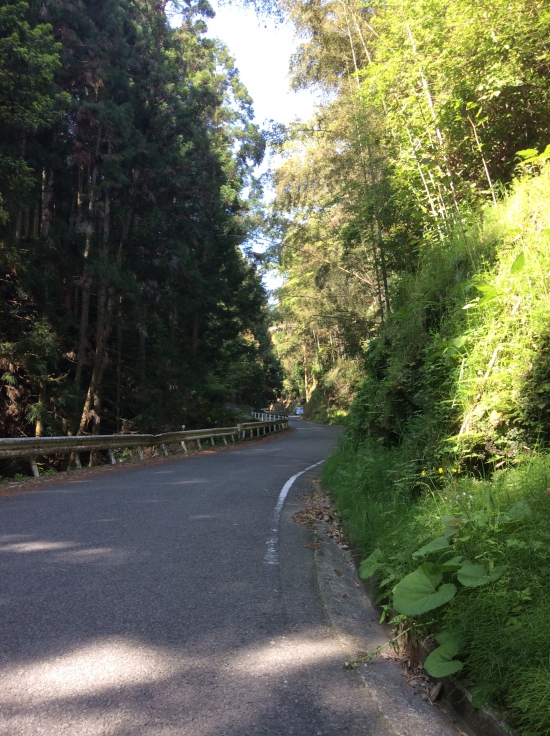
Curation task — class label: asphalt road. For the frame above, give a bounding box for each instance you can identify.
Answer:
[0,419,405,736]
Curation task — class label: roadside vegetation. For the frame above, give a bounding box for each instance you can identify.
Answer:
[322,167,550,733]
[266,0,550,732]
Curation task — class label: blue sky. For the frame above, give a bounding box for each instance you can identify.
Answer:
[205,3,317,127]
[171,2,315,291]
[205,3,317,291]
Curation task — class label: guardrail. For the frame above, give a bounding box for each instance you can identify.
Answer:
[251,411,288,421]
[0,418,289,478]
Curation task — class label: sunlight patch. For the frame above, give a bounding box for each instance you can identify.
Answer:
[0,638,185,704]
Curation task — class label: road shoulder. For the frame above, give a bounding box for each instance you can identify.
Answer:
[292,477,475,736]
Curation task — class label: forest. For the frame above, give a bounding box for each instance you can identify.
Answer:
[0,0,281,454]
[267,0,550,733]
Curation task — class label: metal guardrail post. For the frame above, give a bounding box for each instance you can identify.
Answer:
[29,456,39,478]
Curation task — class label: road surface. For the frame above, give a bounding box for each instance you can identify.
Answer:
[0,420,463,736]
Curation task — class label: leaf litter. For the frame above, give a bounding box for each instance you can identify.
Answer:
[293,479,350,549]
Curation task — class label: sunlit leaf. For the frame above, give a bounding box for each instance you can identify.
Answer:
[451,335,468,348]
[475,284,497,295]
[510,251,525,274]
[393,563,457,615]
[516,148,539,160]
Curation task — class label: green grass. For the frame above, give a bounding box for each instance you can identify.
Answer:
[323,166,550,735]
[323,441,550,734]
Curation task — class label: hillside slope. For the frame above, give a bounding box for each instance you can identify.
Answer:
[324,165,550,735]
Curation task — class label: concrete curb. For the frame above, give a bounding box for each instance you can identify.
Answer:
[313,527,475,736]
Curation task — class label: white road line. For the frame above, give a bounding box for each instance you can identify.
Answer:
[264,459,326,565]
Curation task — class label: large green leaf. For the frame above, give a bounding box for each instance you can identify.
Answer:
[412,536,450,558]
[438,555,463,572]
[516,148,539,160]
[506,499,532,523]
[510,251,525,274]
[457,561,503,587]
[359,549,382,579]
[424,632,463,678]
[393,563,457,615]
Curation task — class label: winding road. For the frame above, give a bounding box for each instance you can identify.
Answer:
[0,420,464,736]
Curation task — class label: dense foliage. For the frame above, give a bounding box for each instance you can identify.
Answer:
[323,170,550,734]
[268,0,550,732]
[270,0,550,416]
[0,0,281,451]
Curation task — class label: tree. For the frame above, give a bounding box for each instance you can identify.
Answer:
[0,0,279,452]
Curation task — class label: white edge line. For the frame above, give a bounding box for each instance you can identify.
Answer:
[264,458,326,565]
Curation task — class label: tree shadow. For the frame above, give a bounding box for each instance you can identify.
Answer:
[0,463,379,736]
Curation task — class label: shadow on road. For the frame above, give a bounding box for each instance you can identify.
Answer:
[0,423,371,736]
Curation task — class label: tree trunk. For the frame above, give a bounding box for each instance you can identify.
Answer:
[303,349,311,402]
[192,312,200,355]
[72,157,100,433]
[77,176,113,437]
[41,169,54,237]
[116,297,123,433]
[35,381,46,437]
[78,291,115,435]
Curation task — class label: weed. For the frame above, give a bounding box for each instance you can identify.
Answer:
[324,442,550,732]
[323,165,550,735]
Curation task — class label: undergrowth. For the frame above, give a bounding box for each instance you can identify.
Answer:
[323,166,550,736]
[323,442,550,734]
[303,358,362,424]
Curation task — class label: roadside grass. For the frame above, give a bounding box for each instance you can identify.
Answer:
[323,441,550,734]
[323,165,550,736]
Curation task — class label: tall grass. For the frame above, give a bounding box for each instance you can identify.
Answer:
[323,441,550,734]
[324,166,550,735]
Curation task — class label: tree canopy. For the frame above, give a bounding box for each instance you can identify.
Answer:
[0,0,281,443]
[268,0,550,420]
